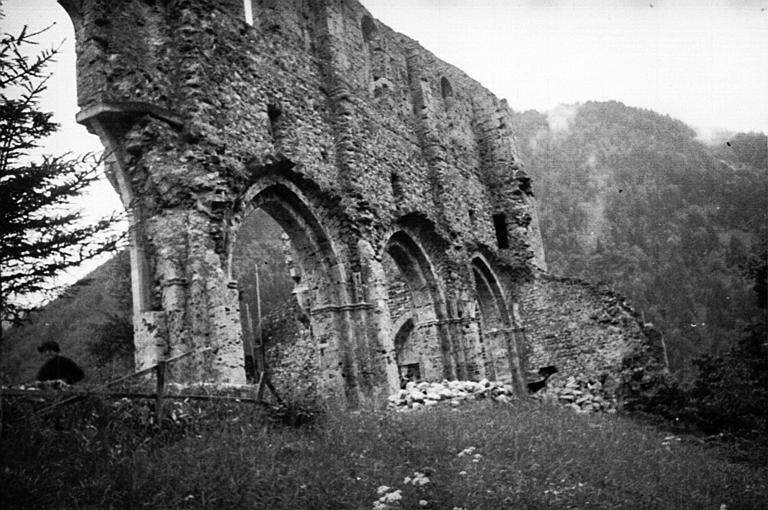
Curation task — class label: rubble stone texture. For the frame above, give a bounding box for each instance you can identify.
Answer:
[60,0,662,406]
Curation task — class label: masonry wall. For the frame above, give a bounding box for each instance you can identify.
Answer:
[61,0,662,404]
[518,274,666,394]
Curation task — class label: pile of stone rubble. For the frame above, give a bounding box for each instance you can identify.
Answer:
[388,379,515,410]
[536,375,618,413]
[387,375,619,414]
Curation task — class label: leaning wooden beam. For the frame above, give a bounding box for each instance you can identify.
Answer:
[155,360,167,423]
[2,388,271,404]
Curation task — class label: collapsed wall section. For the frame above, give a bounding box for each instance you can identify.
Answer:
[518,274,666,400]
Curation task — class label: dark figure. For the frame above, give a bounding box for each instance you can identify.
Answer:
[527,365,558,393]
[36,341,85,384]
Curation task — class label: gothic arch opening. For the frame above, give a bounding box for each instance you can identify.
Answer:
[382,230,453,382]
[392,316,419,384]
[230,181,351,399]
[361,15,379,44]
[440,76,453,101]
[471,255,522,389]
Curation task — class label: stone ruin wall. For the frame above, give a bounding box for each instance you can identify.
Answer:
[60,0,662,406]
[518,275,665,391]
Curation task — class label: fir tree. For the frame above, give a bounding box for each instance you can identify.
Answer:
[0,24,123,341]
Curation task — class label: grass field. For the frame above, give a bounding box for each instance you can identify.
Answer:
[1,397,766,509]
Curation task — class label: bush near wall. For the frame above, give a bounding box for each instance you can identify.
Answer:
[622,320,768,439]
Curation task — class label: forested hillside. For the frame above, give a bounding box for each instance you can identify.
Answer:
[0,251,133,384]
[512,101,767,376]
[0,211,295,384]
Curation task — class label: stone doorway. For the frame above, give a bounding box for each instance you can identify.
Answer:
[392,316,419,386]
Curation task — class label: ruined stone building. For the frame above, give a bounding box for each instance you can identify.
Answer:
[60,0,662,405]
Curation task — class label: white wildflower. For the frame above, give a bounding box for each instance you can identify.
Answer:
[409,471,430,486]
[381,489,402,503]
[418,500,428,507]
[376,485,391,495]
[457,446,476,457]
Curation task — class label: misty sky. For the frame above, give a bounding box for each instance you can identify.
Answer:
[364,0,767,137]
[2,0,767,280]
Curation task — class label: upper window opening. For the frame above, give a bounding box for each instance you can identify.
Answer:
[493,214,509,249]
[267,104,283,141]
[440,76,453,100]
[361,15,379,43]
[390,172,402,198]
[267,104,282,122]
[243,0,254,25]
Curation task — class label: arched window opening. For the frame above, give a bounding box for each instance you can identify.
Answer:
[361,15,378,44]
[440,76,453,100]
[393,317,419,386]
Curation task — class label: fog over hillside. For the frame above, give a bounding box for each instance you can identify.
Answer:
[512,101,767,377]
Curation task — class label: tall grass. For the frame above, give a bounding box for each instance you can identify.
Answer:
[1,397,766,509]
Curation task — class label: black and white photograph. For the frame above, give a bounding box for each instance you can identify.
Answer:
[1,0,766,508]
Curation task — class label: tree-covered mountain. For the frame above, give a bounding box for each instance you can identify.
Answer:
[512,101,767,377]
[0,251,133,384]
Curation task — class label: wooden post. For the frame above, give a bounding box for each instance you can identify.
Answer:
[255,263,265,401]
[155,360,166,424]
[252,263,283,405]
[255,262,263,370]
[244,302,257,382]
[660,333,671,373]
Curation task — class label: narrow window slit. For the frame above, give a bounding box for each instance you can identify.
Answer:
[440,76,453,100]
[390,172,403,199]
[493,214,509,249]
[267,104,283,142]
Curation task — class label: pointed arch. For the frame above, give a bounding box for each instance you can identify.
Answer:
[471,255,511,327]
[382,229,454,380]
[233,178,348,307]
[385,230,447,320]
[229,176,353,398]
[470,254,524,390]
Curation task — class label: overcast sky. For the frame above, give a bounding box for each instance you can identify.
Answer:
[2,0,767,282]
[363,0,768,137]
